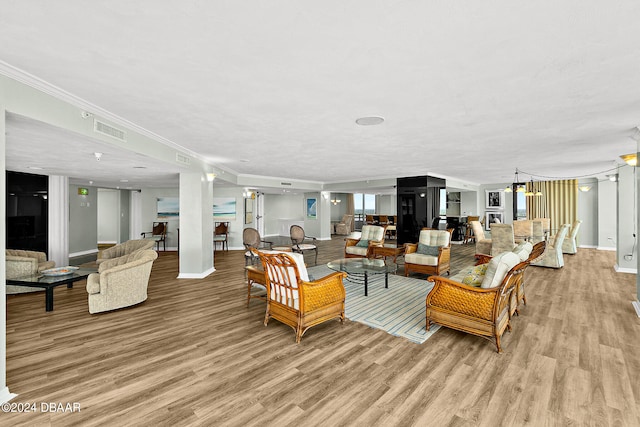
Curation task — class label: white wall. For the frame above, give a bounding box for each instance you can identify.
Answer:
[460,190,478,217]
[377,194,397,215]
[598,179,617,250]
[263,193,304,236]
[617,166,637,271]
[212,186,246,250]
[140,187,180,250]
[577,179,598,248]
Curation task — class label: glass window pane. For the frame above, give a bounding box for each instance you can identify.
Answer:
[364,194,376,214]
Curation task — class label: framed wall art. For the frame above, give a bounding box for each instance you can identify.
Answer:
[485,189,504,210]
[306,198,317,219]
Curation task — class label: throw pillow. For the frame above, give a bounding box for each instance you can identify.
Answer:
[461,263,488,287]
[417,243,440,256]
[355,239,369,248]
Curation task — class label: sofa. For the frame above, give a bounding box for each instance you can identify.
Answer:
[6,249,56,294]
[86,249,158,314]
[96,239,156,265]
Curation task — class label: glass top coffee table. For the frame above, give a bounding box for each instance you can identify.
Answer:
[6,267,97,312]
[327,258,397,296]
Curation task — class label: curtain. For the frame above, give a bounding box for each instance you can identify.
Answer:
[527,179,577,231]
[346,193,355,231]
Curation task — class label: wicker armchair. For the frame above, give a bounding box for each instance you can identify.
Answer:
[476,240,546,318]
[404,228,453,277]
[257,250,347,343]
[426,252,526,353]
[344,225,385,258]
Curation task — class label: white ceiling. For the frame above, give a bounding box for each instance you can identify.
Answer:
[2,1,640,191]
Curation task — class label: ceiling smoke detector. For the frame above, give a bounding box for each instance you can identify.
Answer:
[355,116,384,126]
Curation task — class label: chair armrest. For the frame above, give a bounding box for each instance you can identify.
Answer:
[300,272,347,312]
[404,243,418,254]
[426,275,499,321]
[141,231,152,237]
[475,254,493,265]
[345,238,359,248]
[260,239,274,249]
[86,273,101,294]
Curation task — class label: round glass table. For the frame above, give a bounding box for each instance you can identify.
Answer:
[327,258,397,296]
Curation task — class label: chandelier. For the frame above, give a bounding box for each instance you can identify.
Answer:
[504,169,542,197]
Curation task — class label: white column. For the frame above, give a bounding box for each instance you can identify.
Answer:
[178,172,214,278]
[0,108,17,403]
[48,175,69,267]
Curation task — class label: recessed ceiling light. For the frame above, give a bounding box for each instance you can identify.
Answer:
[120,179,129,183]
[356,116,384,126]
[133,166,147,169]
[27,166,43,170]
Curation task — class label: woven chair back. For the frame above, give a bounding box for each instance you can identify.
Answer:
[290,225,306,245]
[243,227,261,249]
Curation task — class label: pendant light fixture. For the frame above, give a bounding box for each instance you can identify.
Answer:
[504,169,526,193]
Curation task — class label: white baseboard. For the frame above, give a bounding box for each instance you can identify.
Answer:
[0,387,17,404]
[97,241,117,244]
[579,245,597,249]
[597,246,616,251]
[614,264,637,274]
[69,248,99,258]
[177,266,215,279]
[633,301,640,318]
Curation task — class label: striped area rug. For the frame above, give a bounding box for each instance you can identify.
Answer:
[308,265,440,344]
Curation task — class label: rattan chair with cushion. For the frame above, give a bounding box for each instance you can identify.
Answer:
[475,240,546,318]
[290,224,318,265]
[426,251,526,353]
[257,250,347,343]
[334,214,354,236]
[243,227,273,266]
[562,220,582,254]
[404,228,453,277]
[470,220,492,255]
[344,225,385,258]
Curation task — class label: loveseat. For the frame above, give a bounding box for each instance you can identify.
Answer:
[86,249,157,314]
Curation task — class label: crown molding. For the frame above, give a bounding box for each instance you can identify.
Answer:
[0,60,205,163]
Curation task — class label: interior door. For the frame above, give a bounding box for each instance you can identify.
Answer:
[256,193,265,237]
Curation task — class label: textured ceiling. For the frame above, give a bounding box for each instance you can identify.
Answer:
[2,1,640,190]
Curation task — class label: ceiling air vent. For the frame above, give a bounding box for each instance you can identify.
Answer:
[176,152,191,166]
[93,119,126,142]
[281,182,292,186]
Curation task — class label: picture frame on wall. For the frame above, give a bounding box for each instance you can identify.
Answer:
[306,198,317,219]
[485,211,504,230]
[244,198,253,224]
[485,189,504,210]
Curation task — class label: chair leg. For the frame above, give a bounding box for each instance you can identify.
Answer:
[314,248,318,265]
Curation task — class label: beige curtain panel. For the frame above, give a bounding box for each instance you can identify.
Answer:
[346,194,355,231]
[526,179,577,231]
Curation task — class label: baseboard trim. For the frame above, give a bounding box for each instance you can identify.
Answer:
[177,266,215,279]
[614,264,637,274]
[69,248,99,258]
[597,246,616,251]
[633,301,640,318]
[0,386,17,404]
[579,245,597,249]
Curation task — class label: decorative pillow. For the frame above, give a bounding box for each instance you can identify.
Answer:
[417,243,440,256]
[355,239,369,248]
[461,263,488,287]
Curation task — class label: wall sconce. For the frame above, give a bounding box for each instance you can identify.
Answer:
[243,189,255,199]
[607,174,618,182]
[620,153,637,166]
[578,185,591,192]
[206,173,216,182]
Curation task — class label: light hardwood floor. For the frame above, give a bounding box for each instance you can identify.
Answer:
[4,238,640,426]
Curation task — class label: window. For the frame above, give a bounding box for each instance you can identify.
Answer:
[511,183,527,220]
[354,193,377,224]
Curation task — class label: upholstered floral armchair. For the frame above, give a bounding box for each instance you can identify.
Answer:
[404,228,453,277]
[257,250,346,343]
[344,225,385,258]
[426,251,526,353]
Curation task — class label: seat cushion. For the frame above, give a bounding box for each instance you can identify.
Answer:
[404,252,438,266]
[481,252,521,289]
[294,243,316,250]
[346,246,369,256]
[512,241,533,261]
